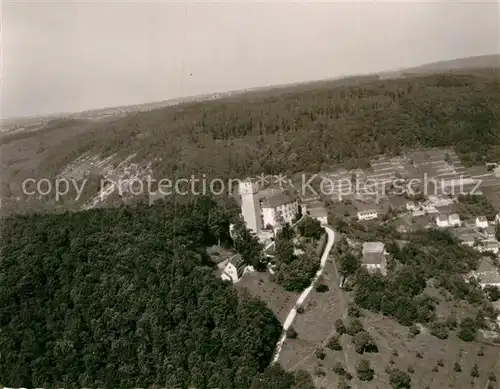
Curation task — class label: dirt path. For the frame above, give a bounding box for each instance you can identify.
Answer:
[271,226,336,363]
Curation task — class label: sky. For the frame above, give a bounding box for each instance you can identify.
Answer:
[3,0,500,118]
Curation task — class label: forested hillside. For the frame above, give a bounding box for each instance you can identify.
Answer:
[37,69,500,181]
[0,198,302,388]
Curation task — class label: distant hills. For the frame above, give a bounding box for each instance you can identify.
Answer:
[379,53,500,79]
[3,53,499,127]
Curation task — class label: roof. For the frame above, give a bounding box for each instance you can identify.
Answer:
[477,216,488,222]
[363,241,385,253]
[458,232,478,243]
[308,207,328,218]
[436,215,448,222]
[481,241,499,249]
[478,271,500,285]
[228,254,245,269]
[485,226,495,234]
[449,213,460,221]
[260,191,296,208]
[362,252,384,265]
[477,258,496,273]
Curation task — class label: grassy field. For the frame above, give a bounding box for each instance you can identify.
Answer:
[236,271,299,324]
[453,196,498,221]
[267,247,500,389]
[280,299,499,389]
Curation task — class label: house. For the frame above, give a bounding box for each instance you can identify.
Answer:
[457,231,478,247]
[484,225,496,239]
[476,216,489,229]
[477,240,499,254]
[427,195,454,207]
[422,201,438,214]
[307,206,328,225]
[362,242,387,276]
[449,213,461,227]
[406,201,419,211]
[220,254,254,283]
[357,209,378,221]
[356,202,379,221]
[436,215,449,228]
[469,258,500,288]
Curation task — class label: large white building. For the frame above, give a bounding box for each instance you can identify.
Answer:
[239,179,299,233]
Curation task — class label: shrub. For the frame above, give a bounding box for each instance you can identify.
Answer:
[353,331,378,354]
[348,303,361,317]
[315,284,329,293]
[333,362,346,376]
[326,335,343,351]
[453,362,462,372]
[315,348,326,360]
[471,364,479,378]
[356,360,374,381]
[287,327,298,339]
[335,318,347,335]
[346,318,364,336]
[389,369,411,389]
[457,317,477,342]
[430,321,449,339]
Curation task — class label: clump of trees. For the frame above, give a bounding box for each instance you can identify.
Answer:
[297,216,323,240]
[356,359,374,381]
[353,331,378,354]
[0,197,291,388]
[457,317,478,342]
[274,223,321,292]
[352,229,498,330]
[389,369,411,389]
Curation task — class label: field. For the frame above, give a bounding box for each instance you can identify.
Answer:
[453,196,498,221]
[482,187,500,213]
[236,271,298,324]
[278,287,500,389]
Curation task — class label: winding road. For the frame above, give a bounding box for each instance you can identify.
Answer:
[271,225,336,363]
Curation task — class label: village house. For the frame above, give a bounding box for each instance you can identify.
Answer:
[484,225,496,239]
[356,202,380,221]
[220,254,254,283]
[476,240,499,254]
[456,230,478,247]
[436,214,449,228]
[449,213,461,227]
[422,200,438,214]
[307,206,328,225]
[476,216,489,229]
[362,242,387,276]
[406,201,419,212]
[357,209,378,221]
[468,258,500,289]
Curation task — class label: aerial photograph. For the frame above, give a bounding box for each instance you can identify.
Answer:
[1,0,500,388]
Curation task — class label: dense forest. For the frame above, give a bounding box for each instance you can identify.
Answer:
[0,197,308,388]
[37,69,500,183]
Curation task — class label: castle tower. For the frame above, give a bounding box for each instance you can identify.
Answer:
[239,179,262,233]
